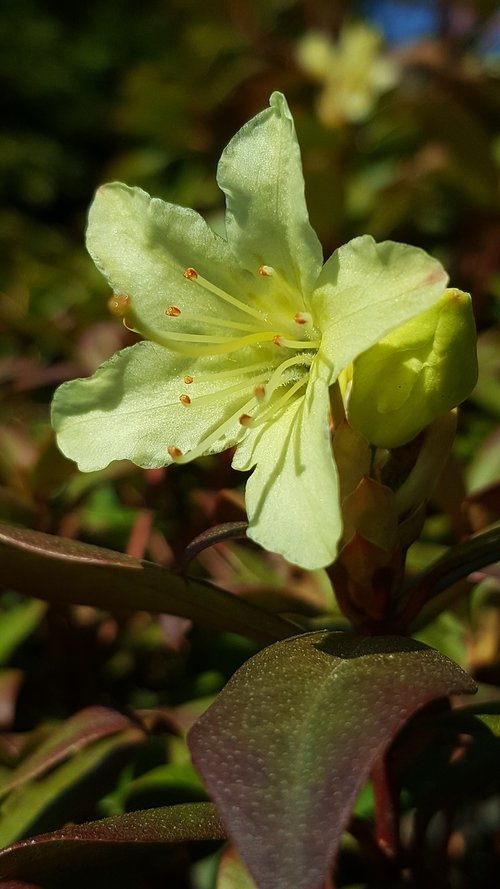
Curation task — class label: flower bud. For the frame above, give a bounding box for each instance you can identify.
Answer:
[347,288,477,448]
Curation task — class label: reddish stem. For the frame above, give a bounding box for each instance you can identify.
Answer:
[371,756,399,859]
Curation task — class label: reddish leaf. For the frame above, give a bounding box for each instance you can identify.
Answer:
[0,707,139,800]
[183,522,249,568]
[189,632,476,889]
[0,524,297,645]
[0,803,225,883]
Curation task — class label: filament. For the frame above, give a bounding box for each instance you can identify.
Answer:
[185,269,270,324]
[171,396,257,464]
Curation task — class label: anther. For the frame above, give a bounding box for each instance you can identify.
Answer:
[239,414,253,426]
[168,446,183,459]
[183,267,198,280]
[166,306,181,316]
[179,394,191,405]
[183,375,194,384]
[294,312,312,325]
[259,265,273,277]
[108,294,130,316]
[273,335,283,346]
[254,384,265,399]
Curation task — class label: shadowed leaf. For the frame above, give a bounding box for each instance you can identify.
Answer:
[0,707,139,801]
[183,522,249,568]
[0,524,297,645]
[0,803,225,883]
[189,632,476,889]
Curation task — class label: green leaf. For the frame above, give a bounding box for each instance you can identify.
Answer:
[0,524,297,645]
[0,803,225,883]
[217,846,257,889]
[189,632,476,889]
[406,525,500,630]
[0,707,138,802]
[0,728,144,847]
[0,600,46,666]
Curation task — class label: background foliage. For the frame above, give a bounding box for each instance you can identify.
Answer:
[1,1,500,886]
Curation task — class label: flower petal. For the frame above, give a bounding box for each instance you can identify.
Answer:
[86,183,258,342]
[314,235,448,381]
[233,364,341,570]
[217,92,323,297]
[52,341,259,472]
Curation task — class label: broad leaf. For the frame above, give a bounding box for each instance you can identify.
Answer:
[189,632,476,889]
[0,803,225,883]
[0,524,297,645]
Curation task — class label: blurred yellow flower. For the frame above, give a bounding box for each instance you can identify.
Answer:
[297,23,399,127]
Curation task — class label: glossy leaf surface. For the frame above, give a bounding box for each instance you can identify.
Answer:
[189,631,476,889]
[0,803,225,883]
[0,524,296,645]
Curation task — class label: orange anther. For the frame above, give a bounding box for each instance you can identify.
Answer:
[107,293,130,316]
[168,446,183,459]
[183,375,194,384]
[183,267,198,280]
[239,414,253,426]
[179,394,191,405]
[258,264,273,277]
[254,384,265,398]
[272,335,283,346]
[166,305,181,316]
[294,312,307,324]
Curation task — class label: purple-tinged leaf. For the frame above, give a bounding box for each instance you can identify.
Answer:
[0,524,297,645]
[0,803,225,882]
[0,671,23,732]
[0,707,140,800]
[189,632,476,889]
[183,522,249,568]
[0,727,144,846]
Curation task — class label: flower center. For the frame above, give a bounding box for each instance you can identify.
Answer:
[113,265,321,465]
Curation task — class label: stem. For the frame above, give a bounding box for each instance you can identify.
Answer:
[371,756,399,859]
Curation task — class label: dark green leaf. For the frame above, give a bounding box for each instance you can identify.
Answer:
[189,632,476,889]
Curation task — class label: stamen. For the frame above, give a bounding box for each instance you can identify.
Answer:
[259,265,274,277]
[263,354,313,403]
[179,394,191,405]
[254,384,266,399]
[156,329,279,357]
[184,375,194,384]
[277,336,321,350]
[168,446,183,459]
[239,414,253,426]
[294,312,312,325]
[249,375,309,427]
[273,335,283,346]
[166,306,181,316]
[172,397,256,464]
[108,294,131,316]
[172,314,262,333]
[182,268,267,323]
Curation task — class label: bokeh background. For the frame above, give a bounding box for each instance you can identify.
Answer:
[1,2,500,886]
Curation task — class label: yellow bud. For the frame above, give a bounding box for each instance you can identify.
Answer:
[347,288,478,448]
